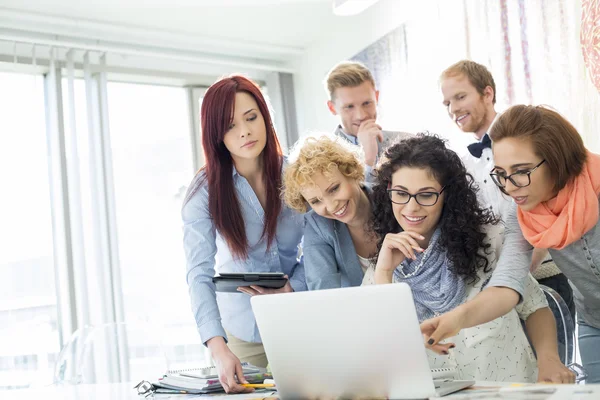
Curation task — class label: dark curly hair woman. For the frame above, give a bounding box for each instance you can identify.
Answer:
[362,133,557,383]
[371,133,497,284]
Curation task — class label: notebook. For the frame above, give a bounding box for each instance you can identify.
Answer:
[168,363,260,379]
[139,364,271,395]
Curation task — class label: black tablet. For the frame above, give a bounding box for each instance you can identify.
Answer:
[212,272,287,293]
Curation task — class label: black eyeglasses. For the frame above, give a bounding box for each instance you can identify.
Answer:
[489,159,546,188]
[387,187,446,206]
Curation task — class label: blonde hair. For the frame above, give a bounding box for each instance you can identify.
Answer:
[440,60,497,104]
[283,134,365,213]
[324,61,376,101]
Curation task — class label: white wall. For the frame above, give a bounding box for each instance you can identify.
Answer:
[290,0,425,137]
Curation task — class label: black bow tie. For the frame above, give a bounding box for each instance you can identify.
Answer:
[467,134,491,158]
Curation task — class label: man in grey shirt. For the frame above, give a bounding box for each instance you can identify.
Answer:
[324,61,411,182]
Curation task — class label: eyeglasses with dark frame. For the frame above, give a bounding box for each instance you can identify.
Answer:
[387,186,446,206]
[489,159,546,189]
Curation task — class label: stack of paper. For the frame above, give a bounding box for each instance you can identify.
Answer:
[152,372,273,394]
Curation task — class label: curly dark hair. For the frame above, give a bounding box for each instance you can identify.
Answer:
[371,133,498,283]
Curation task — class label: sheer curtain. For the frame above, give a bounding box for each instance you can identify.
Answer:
[350,0,600,152]
[351,25,409,131]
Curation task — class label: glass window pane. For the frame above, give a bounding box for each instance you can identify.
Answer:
[0,72,59,390]
[107,82,205,369]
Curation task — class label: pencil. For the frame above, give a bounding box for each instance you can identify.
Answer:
[241,383,276,388]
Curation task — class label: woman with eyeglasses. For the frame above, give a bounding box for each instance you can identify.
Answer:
[283,134,378,289]
[363,133,569,382]
[421,105,599,383]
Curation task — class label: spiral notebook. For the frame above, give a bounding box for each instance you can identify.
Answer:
[136,363,269,395]
[168,362,260,379]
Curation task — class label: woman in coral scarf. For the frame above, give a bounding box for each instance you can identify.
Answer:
[420,105,600,383]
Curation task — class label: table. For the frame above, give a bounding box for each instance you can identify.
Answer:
[8,383,274,400]
[441,381,600,399]
[8,382,600,399]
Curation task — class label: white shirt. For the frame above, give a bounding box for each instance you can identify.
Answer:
[356,254,374,274]
[461,144,512,222]
[362,224,547,382]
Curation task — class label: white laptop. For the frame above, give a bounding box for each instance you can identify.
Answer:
[251,283,474,399]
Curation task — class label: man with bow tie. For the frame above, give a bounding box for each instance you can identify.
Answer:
[439,60,505,219]
[438,59,576,338]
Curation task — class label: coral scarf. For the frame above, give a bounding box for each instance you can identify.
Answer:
[518,151,600,249]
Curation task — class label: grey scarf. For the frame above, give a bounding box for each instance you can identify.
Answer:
[393,228,467,321]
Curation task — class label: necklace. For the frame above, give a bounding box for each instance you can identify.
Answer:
[395,244,432,279]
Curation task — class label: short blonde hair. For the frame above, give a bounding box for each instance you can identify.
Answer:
[440,60,497,104]
[324,61,376,101]
[283,134,365,213]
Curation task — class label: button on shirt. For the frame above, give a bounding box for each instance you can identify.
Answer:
[182,165,305,344]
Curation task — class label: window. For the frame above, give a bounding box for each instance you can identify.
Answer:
[107,82,206,369]
[0,72,59,390]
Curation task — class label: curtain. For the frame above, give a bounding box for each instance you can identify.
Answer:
[352,25,409,131]
[59,50,131,382]
[349,0,600,153]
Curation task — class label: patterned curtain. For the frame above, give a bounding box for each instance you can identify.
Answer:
[348,0,600,153]
[351,25,409,132]
[581,0,600,93]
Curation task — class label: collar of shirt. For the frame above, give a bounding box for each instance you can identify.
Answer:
[335,125,359,145]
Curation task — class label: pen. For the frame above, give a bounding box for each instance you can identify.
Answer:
[241,383,276,388]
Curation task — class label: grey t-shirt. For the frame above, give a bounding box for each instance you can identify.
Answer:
[489,201,600,329]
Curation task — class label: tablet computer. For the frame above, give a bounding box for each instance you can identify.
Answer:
[212,272,287,293]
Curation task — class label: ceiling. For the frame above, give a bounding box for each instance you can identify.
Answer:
[0,0,339,50]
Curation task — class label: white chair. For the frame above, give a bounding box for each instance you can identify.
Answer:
[538,284,589,382]
[538,284,575,366]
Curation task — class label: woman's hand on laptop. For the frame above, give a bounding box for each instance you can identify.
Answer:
[207,337,254,394]
[237,275,293,296]
[374,232,424,283]
[420,308,464,354]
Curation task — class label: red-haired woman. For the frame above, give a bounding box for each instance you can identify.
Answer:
[182,76,305,393]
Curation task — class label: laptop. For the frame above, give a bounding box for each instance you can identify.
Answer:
[251,283,474,399]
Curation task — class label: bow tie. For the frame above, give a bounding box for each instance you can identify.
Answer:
[467,134,491,158]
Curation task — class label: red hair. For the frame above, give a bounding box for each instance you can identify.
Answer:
[185,75,283,259]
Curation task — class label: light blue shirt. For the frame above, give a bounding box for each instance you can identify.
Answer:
[333,125,413,183]
[339,129,359,146]
[303,211,365,290]
[303,184,373,290]
[181,164,305,344]
[335,126,375,181]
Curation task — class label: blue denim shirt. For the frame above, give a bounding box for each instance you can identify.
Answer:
[303,184,373,290]
[182,165,305,344]
[303,212,365,290]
